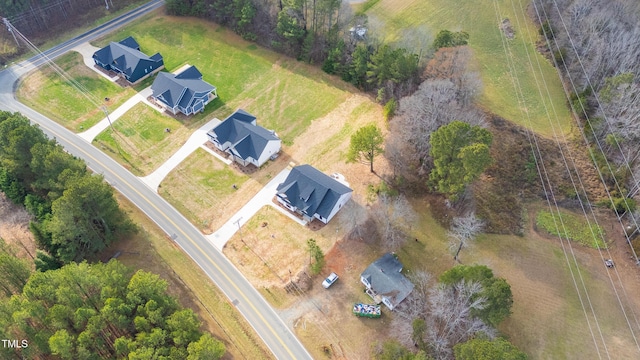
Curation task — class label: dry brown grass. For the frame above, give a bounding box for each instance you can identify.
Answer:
[223,203,389,360]
[0,194,36,265]
[106,193,272,360]
[468,204,640,359]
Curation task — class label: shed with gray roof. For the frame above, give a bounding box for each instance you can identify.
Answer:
[360,253,414,310]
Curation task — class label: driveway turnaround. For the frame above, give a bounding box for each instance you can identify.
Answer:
[73,42,119,82]
[0,2,312,359]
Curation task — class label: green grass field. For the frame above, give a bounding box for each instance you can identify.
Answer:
[159,148,253,232]
[93,102,200,176]
[362,0,572,137]
[96,16,350,145]
[16,51,136,131]
[536,209,607,249]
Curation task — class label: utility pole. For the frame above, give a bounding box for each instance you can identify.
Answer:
[234,217,244,241]
[2,18,20,47]
[101,105,115,132]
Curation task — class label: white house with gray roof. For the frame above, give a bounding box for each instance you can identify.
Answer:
[276,165,352,224]
[207,109,281,167]
[360,253,414,310]
[151,65,216,116]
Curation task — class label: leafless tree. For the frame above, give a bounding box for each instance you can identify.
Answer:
[426,281,496,359]
[447,213,485,261]
[386,48,486,183]
[369,194,417,251]
[537,0,640,195]
[390,276,496,359]
[389,271,432,348]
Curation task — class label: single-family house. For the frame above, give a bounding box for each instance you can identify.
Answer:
[207,109,281,167]
[360,253,414,310]
[151,65,217,116]
[276,165,352,224]
[92,36,164,84]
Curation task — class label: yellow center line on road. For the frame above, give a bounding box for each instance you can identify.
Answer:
[42,122,298,359]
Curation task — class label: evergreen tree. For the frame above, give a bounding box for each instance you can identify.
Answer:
[429,121,492,199]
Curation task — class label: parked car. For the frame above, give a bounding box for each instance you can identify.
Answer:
[322,272,339,289]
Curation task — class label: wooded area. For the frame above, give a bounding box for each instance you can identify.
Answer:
[0,111,134,268]
[535,0,640,210]
[0,260,225,359]
[375,265,518,360]
[0,0,143,63]
[164,0,422,99]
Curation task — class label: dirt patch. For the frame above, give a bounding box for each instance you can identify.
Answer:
[500,18,516,40]
[0,194,36,264]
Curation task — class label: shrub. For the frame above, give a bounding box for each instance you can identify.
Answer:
[383,98,397,121]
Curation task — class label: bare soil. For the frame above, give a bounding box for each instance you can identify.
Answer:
[0,194,36,265]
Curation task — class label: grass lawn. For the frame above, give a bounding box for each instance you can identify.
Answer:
[95,15,350,146]
[536,209,607,249]
[161,91,385,234]
[107,193,271,360]
[93,102,198,176]
[159,148,284,233]
[16,51,136,132]
[362,0,573,137]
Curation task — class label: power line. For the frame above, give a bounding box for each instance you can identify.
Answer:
[530,0,640,349]
[491,1,609,357]
[514,0,640,345]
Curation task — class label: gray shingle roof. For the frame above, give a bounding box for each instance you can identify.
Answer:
[92,36,161,80]
[276,165,352,219]
[151,65,215,109]
[208,109,279,161]
[361,253,414,308]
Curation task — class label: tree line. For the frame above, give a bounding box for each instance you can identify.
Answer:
[165,0,422,100]
[536,0,640,213]
[0,0,143,63]
[0,260,225,359]
[0,111,135,269]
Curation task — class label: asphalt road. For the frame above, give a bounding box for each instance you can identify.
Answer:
[0,3,312,359]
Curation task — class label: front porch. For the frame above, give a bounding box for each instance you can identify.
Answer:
[365,288,383,305]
